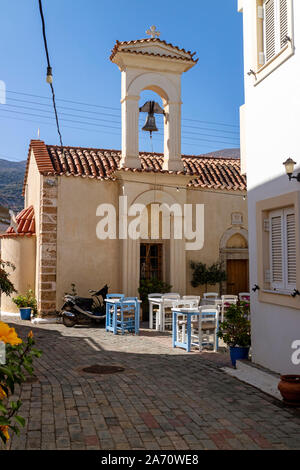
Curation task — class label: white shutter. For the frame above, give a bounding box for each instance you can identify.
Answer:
[270,210,284,289]
[264,0,276,62]
[285,209,296,288]
[279,0,289,49]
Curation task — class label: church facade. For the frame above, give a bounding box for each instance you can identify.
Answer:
[1,36,248,316]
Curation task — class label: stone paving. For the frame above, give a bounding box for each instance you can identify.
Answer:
[2,315,300,450]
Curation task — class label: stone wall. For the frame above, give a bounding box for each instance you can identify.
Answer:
[38,176,58,316]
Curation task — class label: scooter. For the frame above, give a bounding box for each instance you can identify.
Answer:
[60,284,108,327]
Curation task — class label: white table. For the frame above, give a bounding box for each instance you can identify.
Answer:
[148,297,198,332]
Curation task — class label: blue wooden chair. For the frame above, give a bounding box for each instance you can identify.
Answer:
[106,293,124,299]
[105,294,125,331]
[116,297,138,334]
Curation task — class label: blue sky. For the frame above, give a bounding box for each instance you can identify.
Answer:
[0,0,244,162]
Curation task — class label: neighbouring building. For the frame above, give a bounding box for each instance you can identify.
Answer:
[238,0,300,373]
[1,35,247,316]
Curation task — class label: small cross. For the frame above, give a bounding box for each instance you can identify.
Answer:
[146,25,160,39]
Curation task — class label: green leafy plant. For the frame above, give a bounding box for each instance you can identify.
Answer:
[0,259,16,297]
[138,279,172,320]
[138,278,172,303]
[0,325,42,445]
[217,301,251,347]
[12,290,37,317]
[190,261,226,291]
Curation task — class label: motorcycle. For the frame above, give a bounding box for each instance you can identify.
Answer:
[60,284,108,327]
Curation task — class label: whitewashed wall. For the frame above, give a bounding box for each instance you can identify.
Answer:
[240,0,300,373]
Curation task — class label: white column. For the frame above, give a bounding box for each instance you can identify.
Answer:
[169,238,186,294]
[122,237,140,296]
[120,95,140,169]
[163,101,183,172]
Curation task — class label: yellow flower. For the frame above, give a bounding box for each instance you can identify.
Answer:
[0,322,22,346]
[0,386,6,400]
[0,425,9,440]
[28,331,34,339]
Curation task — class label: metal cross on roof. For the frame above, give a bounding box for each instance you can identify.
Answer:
[146,25,160,38]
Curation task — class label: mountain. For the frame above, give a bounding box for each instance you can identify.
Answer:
[0,204,9,234]
[0,159,26,213]
[202,148,240,159]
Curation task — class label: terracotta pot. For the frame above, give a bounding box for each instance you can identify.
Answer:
[278,375,300,406]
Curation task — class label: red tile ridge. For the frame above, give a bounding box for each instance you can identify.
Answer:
[110,38,198,62]
[2,205,35,238]
[22,140,55,195]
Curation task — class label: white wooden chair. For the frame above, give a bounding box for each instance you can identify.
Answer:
[191,306,219,352]
[203,292,218,300]
[161,293,180,330]
[148,293,163,329]
[182,295,201,307]
[174,301,199,343]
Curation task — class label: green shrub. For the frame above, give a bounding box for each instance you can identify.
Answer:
[0,260,16,297]
[0,326,42,445]
[190,261,226,291]
[12,290,37,317]
[138,278,172,303]
[217,301,251,347]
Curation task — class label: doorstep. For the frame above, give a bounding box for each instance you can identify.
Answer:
[221,359,282,401]
[0,312,60,325]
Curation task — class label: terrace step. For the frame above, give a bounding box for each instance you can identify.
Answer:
[221,359,282,401]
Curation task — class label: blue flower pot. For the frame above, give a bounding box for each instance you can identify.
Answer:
[20,308,31,321]
[230,346,250,368]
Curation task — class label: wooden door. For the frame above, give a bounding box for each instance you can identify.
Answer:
[140,243,163,281]
[226,259,249,295]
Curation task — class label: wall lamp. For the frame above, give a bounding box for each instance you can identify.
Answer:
[291,289,300,298]
[283,158,300,181]
[247,69,257,79]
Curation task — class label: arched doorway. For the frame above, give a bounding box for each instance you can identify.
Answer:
[220,228,249,295]
[122,188,186,296]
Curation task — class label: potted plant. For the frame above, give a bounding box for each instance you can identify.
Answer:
[12,290,37,321]
[138,279,172,321]
[190,261,226,293]
[217,301,251,368]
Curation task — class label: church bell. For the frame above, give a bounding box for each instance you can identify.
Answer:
[139,100,164,137]
[142,113,158,135]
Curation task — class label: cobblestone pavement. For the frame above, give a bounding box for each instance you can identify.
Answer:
[2,315,300,450]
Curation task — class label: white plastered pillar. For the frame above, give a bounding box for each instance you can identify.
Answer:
[163,101,183,171]
[120,95,140,169]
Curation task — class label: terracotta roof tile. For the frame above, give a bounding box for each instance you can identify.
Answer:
[22,140,55,195]
[110,38,198,63]
[1,206,35,238]
[23,140,246,191]
[40,145,246,191]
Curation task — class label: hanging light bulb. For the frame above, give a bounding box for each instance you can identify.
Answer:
[46,66,53,84]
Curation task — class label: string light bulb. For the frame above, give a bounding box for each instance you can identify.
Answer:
[46,66,53,84]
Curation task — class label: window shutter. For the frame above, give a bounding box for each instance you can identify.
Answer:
[264,0,276,62]
[279,0,289,49]
[270,211,284,289]
[285,210,296,287]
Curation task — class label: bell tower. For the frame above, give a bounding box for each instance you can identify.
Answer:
[110,28,197,171]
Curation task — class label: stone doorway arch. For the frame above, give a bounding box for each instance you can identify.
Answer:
[219,228,249,295]
[121,188,186,297]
